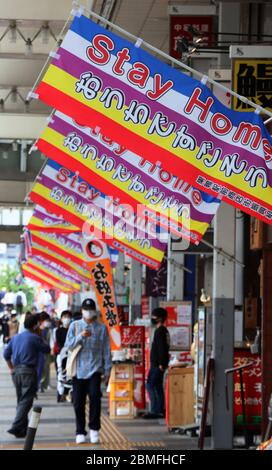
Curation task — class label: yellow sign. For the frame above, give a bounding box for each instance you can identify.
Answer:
[232,59,272,111]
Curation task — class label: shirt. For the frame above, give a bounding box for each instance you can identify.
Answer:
[150,325,170,369]
[56,326,68,350]
[3,330,50,367]
[65,319,112,379]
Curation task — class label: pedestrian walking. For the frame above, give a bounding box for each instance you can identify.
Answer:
[65,299,111,444]
[143,308,170,419]
[54,310,72,402]
[39,312,53,392]
[14,290,27,315]
[3,314,50,438]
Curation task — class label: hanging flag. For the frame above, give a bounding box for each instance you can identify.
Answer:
[28,204,80,233]
[28,255,81,289]
[35,111,221,243]
[29,159,168,269]
[31,242,90,283]
[81,237,121,350]
[25,257,80,292]
[30,230,88,268]
[22,263,73,293]
[35,13,272,224]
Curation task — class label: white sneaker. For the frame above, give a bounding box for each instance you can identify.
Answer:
[90,430,100,444]
[76,434,86,444]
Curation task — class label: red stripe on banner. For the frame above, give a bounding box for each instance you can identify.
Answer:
[22,268,57,290]
[30,191,163,269]
[37,138,202,243]
[31,246,90,282]
[27,261,73,289]
[36,81,272,222]
[31,232,86,267]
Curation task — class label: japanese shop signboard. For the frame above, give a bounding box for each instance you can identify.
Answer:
[233,350,261,428]
[81,237,121,350]
[170,15,213,60]
[34,13,272,225]
[232,59,272,112]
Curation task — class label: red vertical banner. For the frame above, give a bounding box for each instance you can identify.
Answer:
[169,15,214,59]
[233,350,262,429]
[81,238,121,351]
[121,326,146,409]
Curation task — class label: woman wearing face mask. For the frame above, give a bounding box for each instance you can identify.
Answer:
[55,310,72,402]
[65,299,111,445]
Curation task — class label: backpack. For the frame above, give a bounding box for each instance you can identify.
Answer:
[16,294,23,307]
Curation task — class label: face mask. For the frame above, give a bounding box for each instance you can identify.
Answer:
[151,317,160,325]
[44,321,51,328]
[62,318,71,327]
[82,309,97,320]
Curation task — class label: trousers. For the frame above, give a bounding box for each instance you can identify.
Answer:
[72,373,102,434]
[11,365,37,433]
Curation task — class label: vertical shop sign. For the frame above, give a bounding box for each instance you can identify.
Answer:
[170,15,214,60]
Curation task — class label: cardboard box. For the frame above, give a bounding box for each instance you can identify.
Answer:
[110,401,135,419]
[110,382,134,401]
[110,364,134,382]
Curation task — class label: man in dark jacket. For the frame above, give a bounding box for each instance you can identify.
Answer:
[3,314,50,438]
[143,307,170,419]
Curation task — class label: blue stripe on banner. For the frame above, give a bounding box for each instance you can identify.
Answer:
[69,14,271,134]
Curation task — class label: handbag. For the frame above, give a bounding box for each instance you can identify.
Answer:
[66,321,82,378]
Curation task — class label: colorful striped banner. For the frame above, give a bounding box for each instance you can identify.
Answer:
[29,159,167,269]
[28,204,80,233]
[28,255,81,290]
[35,111,221,243]
[22,264,73,293]
[35,13,272,224]
[26,258,80,292]
[30,230,88,268]
[31,241,90,283]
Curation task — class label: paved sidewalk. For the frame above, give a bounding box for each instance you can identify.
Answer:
[0,348,198,450]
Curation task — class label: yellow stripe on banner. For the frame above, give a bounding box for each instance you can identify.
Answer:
[23,264,72,292]
[33,230,86,264]
[42,65,272,207]
[29,214,80,232]
[32,183,165,263]
[41,126,210,236]
[28,257,81,290]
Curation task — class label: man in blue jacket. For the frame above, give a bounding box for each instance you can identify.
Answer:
[3,314,50,438]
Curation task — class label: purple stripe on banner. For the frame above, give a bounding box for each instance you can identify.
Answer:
[33,256,80,283]
[49,114,214,224]
[39,229,83,252]
[52,48,268,178]
[38,171,167,251]
[33,208,70,225]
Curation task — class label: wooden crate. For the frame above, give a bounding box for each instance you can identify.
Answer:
[167,366,194,428]
[110,400,135,419]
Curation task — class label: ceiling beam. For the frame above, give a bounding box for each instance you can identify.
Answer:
[0,114,47,139]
